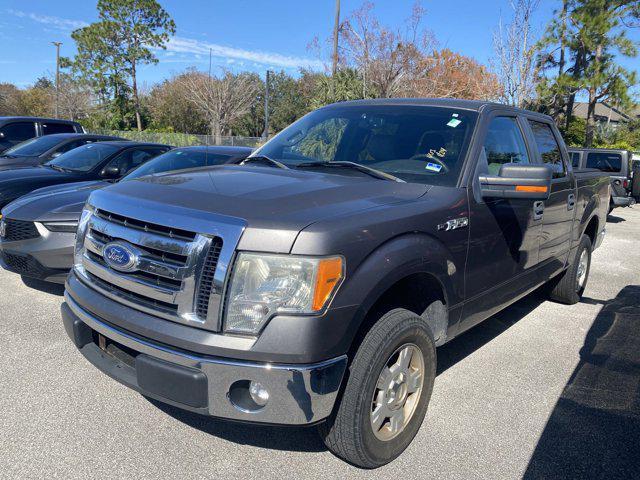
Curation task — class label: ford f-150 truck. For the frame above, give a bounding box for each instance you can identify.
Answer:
[61,99,609,468]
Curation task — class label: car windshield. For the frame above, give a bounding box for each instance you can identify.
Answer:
[123,148,230,181]
[2,136,66,157]
[44,143,121,172]
[255,105,478,186]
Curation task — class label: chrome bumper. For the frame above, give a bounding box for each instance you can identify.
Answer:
[62,293,347,425]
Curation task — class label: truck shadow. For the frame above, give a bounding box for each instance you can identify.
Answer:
[147,289,550,453]
[20,275,65,296]
[606,214,626,223]
[523,285,640,480]
[437,287,547,375]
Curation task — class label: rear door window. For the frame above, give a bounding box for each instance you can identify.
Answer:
[41,122,76,135]
[0,122,36,142]
[528,121,566,178]
[586,152,622,173]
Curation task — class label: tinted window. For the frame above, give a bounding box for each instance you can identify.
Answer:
[52,139,89,156]
[571,152,581,168]
[0,122,36,142]
[42,122,76,135]
[3,135,66,157]
[257,106,478,186]
[124,148,229,181]
[45,143,121,172]
[586,152,622,173]
[482,117,529,175]
[528,121,565,178]
[105,147,164,176]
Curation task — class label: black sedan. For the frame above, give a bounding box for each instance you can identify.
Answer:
[0,133,122,170]
[0,146,251,283]
[0,141,172,210]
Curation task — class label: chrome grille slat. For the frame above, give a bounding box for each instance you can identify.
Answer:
[83,255,178,302]
[95,208,196,241]
[89,215,191,257]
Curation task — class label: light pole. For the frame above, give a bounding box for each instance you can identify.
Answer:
[262,70,271,140]
[52,42,62,119]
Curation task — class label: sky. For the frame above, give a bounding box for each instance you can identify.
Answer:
[0,0,638,90]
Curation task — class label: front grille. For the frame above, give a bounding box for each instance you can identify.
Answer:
[77,207,224,331]
[0,251,48,278]
[2,219,39,242]
[195,238,223,318]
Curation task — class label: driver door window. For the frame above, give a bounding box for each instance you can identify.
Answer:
[481,117,530,175]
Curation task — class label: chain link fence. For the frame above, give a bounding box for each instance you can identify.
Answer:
[90,130,263,148]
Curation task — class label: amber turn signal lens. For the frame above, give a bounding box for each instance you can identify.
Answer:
[515,185,548,193]
[312,257,344,311]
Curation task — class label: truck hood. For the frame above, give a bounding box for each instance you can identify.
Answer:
[89,165,430,253]
[2,180,108,222]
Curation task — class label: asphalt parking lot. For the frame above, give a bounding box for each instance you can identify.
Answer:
[1,207,639,479]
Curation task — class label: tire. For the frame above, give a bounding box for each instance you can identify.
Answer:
[548,235,592,305]
[318,308,436,468]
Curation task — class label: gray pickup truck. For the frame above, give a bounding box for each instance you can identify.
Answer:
[61,99,609,468]
[568,147,636,213]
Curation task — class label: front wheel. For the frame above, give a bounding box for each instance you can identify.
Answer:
[318,308,436,468]
[548,234,592,305]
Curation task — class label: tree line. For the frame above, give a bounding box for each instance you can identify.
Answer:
[0,0,638,149]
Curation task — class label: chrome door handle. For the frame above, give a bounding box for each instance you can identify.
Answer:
[567,194,576,211]
[533,201,544,220]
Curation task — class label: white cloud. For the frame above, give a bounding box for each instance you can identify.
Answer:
[7,9,88,31]
[165,36,324,71]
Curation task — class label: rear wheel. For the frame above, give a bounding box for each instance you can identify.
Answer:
[318,308,436,468]
[548,235,592,305]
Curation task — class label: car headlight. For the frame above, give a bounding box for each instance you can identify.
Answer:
[41,221,79,233]
[223,253,344,335]
[73,205,94,270]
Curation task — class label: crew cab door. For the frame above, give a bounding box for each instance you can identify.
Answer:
[460,113,542,331]
[525,119,574,275]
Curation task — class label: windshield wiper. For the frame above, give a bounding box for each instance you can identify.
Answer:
[240,155,289,169]
[47,164,70,173]
[295,161,405,182]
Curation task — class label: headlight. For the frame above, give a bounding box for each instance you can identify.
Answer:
[73,205,93,270]
[223,253,344,335]
[41,221,79,233]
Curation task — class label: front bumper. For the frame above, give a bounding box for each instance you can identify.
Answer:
[611,195,633,208]
[0,226,74,283]
[62,293,348,425]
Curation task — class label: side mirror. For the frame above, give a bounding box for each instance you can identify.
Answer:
[100,165,121,178]
[479,164,552,200]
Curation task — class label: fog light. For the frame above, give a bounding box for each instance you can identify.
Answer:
[249,381,269,406]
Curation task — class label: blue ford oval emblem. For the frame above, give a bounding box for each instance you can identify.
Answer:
[103,242,138,272]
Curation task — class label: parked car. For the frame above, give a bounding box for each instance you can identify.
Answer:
[0,133,123,170]
[0,117,84,153]
[0,141,171,212]
[61,99,609,468]
[568,148,635,213]
[0,146,252,283]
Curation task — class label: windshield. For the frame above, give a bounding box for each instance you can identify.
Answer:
[124,148,230,181]
[44,143,121,172]
[255,105,478,186]
[3,136,66,157]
